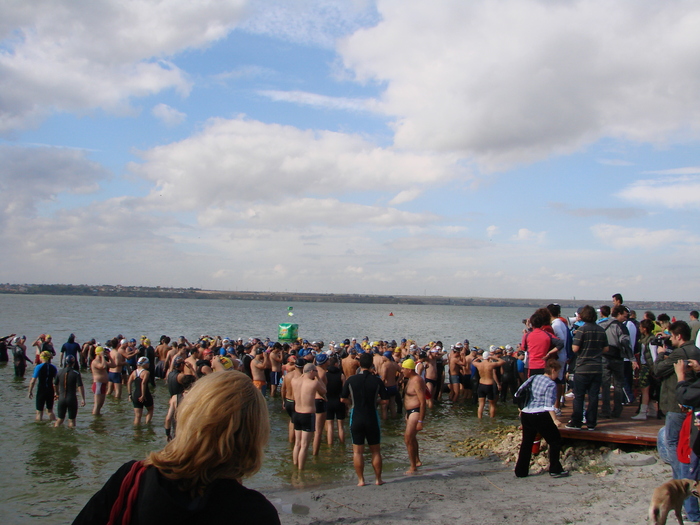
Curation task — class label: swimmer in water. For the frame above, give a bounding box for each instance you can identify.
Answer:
[128,356,154,425]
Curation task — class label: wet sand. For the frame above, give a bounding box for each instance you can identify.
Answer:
[265,453,672,525]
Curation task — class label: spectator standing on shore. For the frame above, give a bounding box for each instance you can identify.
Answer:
[521,308,564,377]
[654,320,700,523]
[689,311,700,346]
[514,359,568,478]
[566,305,607,430]
[73,371,280,525]
[599,306,634,418]
[632,319,660,420]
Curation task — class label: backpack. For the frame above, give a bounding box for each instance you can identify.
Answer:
[514,377,534,409]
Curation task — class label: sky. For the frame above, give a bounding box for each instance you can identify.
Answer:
[2,0,700,302]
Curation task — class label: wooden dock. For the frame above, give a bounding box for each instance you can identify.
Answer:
[558,402,664,446]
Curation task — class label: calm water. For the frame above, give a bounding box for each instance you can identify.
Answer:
[0,294,690,523]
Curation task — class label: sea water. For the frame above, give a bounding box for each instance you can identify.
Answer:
[0,294,689,523]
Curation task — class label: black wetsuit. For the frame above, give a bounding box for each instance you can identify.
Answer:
[0,339,8,363]
[500,355,520,403]
[33,362,57,411]
[131,369,153,409]
[13,345,31,378]
[325,365,346,420]
[54,366,83,420]
[167,370,185,402]
[341,370,389,446]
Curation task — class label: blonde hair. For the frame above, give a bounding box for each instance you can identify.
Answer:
[145,371,269,494]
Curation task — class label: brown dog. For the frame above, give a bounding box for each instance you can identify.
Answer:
[649,478,699,524]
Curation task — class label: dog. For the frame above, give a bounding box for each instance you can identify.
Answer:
[649,478,699,524]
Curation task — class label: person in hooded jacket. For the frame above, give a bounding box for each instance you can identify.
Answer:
[73,371,280,525]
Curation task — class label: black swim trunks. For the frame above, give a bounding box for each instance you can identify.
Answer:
[293,412,315,432]
[477,383,495,400]
[326,398,346,420]
[405,406,420,420]
[284,399,295,419]
[315,398,328,414]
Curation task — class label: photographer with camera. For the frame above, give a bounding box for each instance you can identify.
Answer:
[655,320,700,522]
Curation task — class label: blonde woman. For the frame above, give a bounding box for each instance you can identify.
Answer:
[74,371,279,524]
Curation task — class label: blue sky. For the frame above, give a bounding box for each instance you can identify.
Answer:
[2,0,700,301]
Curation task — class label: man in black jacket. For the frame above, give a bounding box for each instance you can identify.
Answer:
[656,321,700,522]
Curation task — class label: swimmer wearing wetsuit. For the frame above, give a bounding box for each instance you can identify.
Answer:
[28,351,57,421]
[324,355,346,445]
[54,355,86,428]
[128,356,154,425]
[341,353,389,486]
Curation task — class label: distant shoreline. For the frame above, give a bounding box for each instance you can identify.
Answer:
[1,283,698,311]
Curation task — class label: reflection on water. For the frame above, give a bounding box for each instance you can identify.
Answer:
[27,428,81,483]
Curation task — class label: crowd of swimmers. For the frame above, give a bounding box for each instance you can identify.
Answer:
[2,294,698,485]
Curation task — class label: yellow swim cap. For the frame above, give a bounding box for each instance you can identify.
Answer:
[95,346,104,354]
[219,356,233,370]
[402,358,416,370]
[40,351,52,361]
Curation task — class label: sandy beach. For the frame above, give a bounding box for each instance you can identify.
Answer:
[266,450,672,525]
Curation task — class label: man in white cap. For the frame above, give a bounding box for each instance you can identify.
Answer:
[473,351,505,418]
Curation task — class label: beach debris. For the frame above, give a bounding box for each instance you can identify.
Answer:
[450,426,658,475]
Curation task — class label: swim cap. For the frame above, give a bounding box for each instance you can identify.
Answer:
[219,356,233,370]
[95,346,104,354]
[46,335,52,340]
[40,351,52,361]
[315,353,329,365]
[402,358,416,370]
[143,338,151,346]
[137,356,149,366]
[173,356,185,367]
[383,351,393,359]
[482,351,491,360]
[65,355,76,365]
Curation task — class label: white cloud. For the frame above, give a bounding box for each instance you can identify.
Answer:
[152,103,186,126]
[0,144,108,221]
[617,175,700,209]
[486,225,498,238]
[0,0,248,132]
[511,228,545,243]
[197,197,438,229]
[590,223,698,249]
[338,0,700,169]
[132,116,462,209]
[388,188,422,205]
[259,90,377,112]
